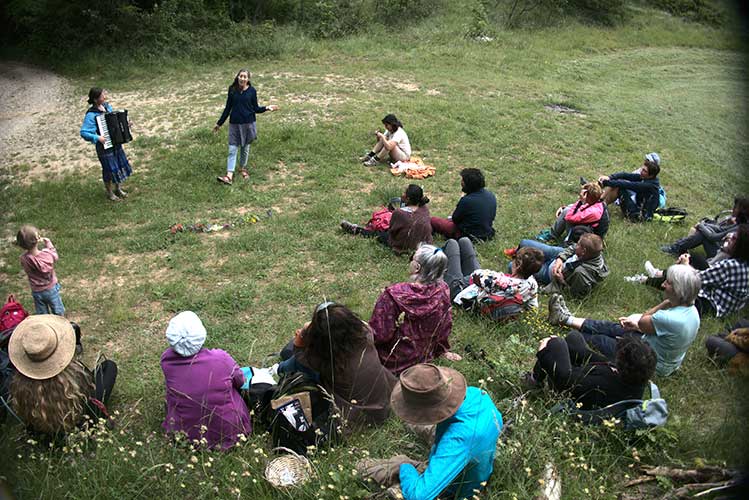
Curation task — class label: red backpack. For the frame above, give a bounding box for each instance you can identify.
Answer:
[364,207,393,232]
[0,295,29,333]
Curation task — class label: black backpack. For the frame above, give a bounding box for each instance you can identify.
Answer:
[265,372,342,455]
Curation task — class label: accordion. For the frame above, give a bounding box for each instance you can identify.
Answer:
[95,110,133,149]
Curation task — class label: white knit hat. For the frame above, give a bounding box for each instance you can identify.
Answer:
[166,311,207,357]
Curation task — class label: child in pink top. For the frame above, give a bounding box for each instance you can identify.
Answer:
[16,225,65,315]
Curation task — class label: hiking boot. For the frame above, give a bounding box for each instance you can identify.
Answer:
[660,244,680,256]
[340,220,361,235]
[547,293,571,326]
[363,156,379,167]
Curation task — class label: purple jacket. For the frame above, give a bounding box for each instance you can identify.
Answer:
[161,348,251,450]
[369,281,453,374]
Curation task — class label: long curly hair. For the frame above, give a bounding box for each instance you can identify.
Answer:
[11,360,93,435]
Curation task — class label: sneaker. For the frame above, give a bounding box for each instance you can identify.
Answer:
[660,244,679,256]
[644,260,660,278]
[114,188,128,198]
[547,293,571,326]
[536,229,554,242]
[340,220,361,235]
[269,363,279,377]
[503,247,517,258]
[359,151,375,162]
[624,273,648,283]
[363,156,379,167]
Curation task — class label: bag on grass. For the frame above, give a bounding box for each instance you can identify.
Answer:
[0,295,28,333]
[552,382,668,429]
[365,207,393,232]
[652,207,687,223]
[266,372,341,455]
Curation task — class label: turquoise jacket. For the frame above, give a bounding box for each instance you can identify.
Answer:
[80,102,113,144]
[399,387,503,500]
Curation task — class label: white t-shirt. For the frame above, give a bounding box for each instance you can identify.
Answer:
[387,128,411,157]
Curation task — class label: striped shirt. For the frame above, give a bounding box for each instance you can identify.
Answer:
[698,259,749,317]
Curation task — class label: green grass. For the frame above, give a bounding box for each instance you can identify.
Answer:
[1,6,748,499]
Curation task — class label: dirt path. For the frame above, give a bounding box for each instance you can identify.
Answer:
[0,61,91,181]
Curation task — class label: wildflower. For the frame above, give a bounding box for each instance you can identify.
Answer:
[525,467,532,477]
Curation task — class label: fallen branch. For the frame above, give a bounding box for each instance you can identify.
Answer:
[640,465,735,483]
[624,476,656,487]
[659,481,733,500]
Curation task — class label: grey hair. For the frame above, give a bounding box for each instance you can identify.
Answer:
[411,243,448,284]
[666,264,701,305]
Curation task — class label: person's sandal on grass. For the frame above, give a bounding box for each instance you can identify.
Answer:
[239,168,249,180]
[217,175,233,185]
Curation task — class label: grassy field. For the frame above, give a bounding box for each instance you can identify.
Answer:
[1,5,748,499]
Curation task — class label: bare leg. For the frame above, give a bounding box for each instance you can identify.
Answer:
[602,186,619,205]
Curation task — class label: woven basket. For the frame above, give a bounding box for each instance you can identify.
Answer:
[264,447,314,489]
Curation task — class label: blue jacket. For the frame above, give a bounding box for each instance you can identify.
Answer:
[80,103,113,144]
[399,387,503,500]
[603,172,660,220]
[216,86,266,126]
[452,189,497,241]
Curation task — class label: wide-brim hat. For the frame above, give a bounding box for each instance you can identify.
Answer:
[390,363,467,426]
[8,315,76,380]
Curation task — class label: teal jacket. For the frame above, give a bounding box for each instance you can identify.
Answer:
[399,387,503,500]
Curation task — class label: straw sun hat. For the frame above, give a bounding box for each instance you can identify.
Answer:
[8,315,76,380]
[390,363,467,426]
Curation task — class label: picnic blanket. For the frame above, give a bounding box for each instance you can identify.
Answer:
[390,156,436,179]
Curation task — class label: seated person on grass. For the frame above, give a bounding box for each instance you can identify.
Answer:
[430,168,497,241]
[340,184,433,255]
[369,244,461,375]
[547,263,701,377]
[275,302,396,426]
[643,224,749,318]
[445,237,544,322]
[509,233,608,298]
[524,332,657,410]
[599,152,661,221]
[661,196,749,257]
[161,311,251,450]
[706,318,749,376]
[537,182,609,243]
[360,114,411,166]
[356,363,502,500]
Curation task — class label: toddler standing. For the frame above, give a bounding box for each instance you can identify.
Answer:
[16,225,65,315]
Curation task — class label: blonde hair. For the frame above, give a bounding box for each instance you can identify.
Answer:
[16,225,40,250]
[583,182,603,204]
[578,233,603,258]
[11,360,94,435]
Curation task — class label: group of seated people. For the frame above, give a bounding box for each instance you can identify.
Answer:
[4,137,748,499]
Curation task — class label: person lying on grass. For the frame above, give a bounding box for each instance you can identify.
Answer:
[161,311,251,450]
[642,224,749,318]
[275,302,396,426]
[446,237,544,322]
[340,184,433,255]
[660,196,749,258]
[536,181,609,244]
[547,263,701,377]
[356,363,503,500]
[360,114,412,166]
[508,233,608,298]
[430,168,497,241]
[369,244,462,374]
[524,333,657,410]
[598,152,661,222]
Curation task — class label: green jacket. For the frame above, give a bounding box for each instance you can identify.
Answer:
[544,246,609,298]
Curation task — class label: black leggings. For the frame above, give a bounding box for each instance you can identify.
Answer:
[533,331,608,390]
[94,360,117,404]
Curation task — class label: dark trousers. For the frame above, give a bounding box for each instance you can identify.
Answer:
[357,228,390,247]
[705,319,749,364]
[533,331,608,390]
[671,232,720,258]
[578,319,642,360]
[277,340,320,382]
[94,360,117,404]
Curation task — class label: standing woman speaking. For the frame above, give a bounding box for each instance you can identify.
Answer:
[80,88,133,201]
[214,69,278,185]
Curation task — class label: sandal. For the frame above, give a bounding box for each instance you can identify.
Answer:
[240,168,249,180]
[217,175,233,185]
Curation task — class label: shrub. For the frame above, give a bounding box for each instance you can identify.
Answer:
[647,0,724,26]
[465,0,494,39]
[501,0,627,28]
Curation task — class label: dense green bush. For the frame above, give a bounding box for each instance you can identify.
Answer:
[500,0,627,28]
[647,0,724,26]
